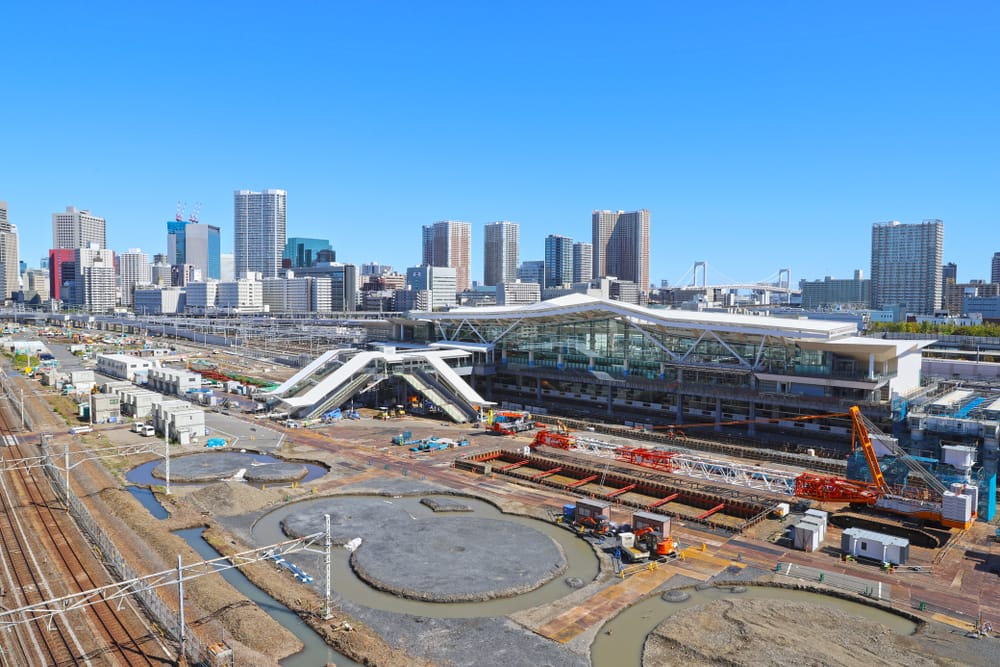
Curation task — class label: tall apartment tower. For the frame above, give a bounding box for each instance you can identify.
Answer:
[992,252,1000,284]
[573,242,593,284]
[234,189,287,279]
[592,209,650,292]
[870,219,944,316]
[118,249,152,307]
[0,202,18,302]
[52,206,106,249]
[544,234,574,288]
[74,245,116,312]
[421,221,472,292]
[483,221,519,287]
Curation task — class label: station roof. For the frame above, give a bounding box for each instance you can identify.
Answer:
[414,294,862,340]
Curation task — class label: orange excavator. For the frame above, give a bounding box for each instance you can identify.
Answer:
[616,526,675,562]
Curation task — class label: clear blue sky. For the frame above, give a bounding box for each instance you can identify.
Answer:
[3,1,997,287]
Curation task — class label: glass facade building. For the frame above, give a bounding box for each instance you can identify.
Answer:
[405,294,926,432]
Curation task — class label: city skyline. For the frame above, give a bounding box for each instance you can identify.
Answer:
[2,3,998,286]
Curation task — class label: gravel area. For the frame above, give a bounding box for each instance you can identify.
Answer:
[151,452,308,483]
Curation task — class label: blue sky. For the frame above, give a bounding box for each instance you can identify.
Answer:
[3,2,997,287]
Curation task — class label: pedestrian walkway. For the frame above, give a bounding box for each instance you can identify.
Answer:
[774,561,892,600]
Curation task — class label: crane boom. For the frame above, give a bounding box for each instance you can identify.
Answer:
[849,405,888,493]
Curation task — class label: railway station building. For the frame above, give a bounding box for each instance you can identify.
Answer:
[397,294,930,439]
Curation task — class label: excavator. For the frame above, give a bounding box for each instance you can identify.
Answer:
[615,526,676,562]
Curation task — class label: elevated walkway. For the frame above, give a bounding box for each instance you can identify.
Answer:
[267,348,490,421]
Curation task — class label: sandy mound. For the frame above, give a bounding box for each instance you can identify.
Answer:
[186,481,286,516]
[644,598,947,667]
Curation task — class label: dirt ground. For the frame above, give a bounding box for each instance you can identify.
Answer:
[643,597,991,667]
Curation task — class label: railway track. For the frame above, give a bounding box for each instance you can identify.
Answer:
[0,404,171,665]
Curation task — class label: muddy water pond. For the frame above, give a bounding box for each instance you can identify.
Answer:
[590,584,917,667]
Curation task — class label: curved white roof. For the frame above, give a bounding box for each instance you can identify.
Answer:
[414,294,857,340]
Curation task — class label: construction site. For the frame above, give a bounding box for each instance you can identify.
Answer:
[2,309,1000,666]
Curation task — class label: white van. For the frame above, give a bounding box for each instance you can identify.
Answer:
[141,425,156,437]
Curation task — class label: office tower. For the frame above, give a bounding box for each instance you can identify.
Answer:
[870,219,944,316]
[74,245,116,312]
[234,189,287,278]
[0,202,18,302]
[483,221,519,287]
[220,253,235,282]
[52,206,106,249]
[592,209,649,292]
[421,221,471,292]
[407,265,457,310]
[23,269,49,303]
[48,249,76,301]
[169,217,221,280]
[283,237,334,268]
[118,249,151,307]
[573,242,592,284]
[544,234,574,288]
[518,260,545,286]
[992,252,1000,285]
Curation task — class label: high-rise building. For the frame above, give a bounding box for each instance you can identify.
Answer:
[118,249,151,307]
[942,262,957,284]
[220,253,235,282]
[573,242,592,284]
[483,221,519,287]
[170,218,221,280]
[991,252,1000,285]
[0,201,19,302]
[592,209,649,292]
[544,234,574,288]
[52,206,106,249]
[870,219,944,316]
[518,260,545,286]
[799,271,870,309]
[421,221,471,292]
[283,237,334,268]
[74,245,116,312]
[48,249,76,301]
[407,265,457,310]
[234,189,287,279]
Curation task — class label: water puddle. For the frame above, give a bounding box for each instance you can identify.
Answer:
[590,584,917,667]
[125,486,169,519]
[176,528,361,667]
[252,494,600,618]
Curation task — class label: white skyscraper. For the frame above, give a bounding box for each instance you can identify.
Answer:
[74,245,116,312]
[52,206,106,249]
[234,189,287,279]
[483,221,519,287]
[0,201,19,302]
[118,249,151,307]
